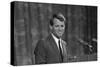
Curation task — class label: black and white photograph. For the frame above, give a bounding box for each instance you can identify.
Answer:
[11,1,97,66]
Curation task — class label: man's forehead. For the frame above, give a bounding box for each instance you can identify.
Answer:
[53,18,65,24]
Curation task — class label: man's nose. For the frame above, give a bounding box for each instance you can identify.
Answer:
[58,27,63,30]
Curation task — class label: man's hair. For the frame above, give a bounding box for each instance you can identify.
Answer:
[50,13,66,26]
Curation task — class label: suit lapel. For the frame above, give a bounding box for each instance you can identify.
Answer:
[61,42,67,56]
[48,34,60,55]
[61,40,68,62]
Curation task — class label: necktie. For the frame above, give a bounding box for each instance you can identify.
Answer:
[58,40,63,62]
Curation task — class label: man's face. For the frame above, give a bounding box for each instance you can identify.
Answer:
[51,18,65,38]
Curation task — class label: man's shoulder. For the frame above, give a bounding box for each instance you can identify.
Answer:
[37,34,51,43]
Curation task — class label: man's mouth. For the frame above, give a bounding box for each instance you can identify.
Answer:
[58,32,63,34]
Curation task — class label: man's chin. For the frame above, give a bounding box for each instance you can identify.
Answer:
[53,33,63,38]
[57,35,62,38]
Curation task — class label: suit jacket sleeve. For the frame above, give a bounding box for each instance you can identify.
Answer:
[34,40,47,64]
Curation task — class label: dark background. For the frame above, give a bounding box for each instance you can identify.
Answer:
[12,1,97,66]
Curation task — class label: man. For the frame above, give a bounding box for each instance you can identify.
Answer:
[34,13,68,64]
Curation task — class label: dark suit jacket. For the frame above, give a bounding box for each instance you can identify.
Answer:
[34,34,68,64]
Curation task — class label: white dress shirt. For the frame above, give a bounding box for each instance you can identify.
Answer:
[51,33,63,53]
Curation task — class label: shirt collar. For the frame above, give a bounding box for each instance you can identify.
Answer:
[51,33,62,44]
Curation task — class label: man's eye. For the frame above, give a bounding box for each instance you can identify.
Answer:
[55,25,59,27]
[61,25,64,27]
